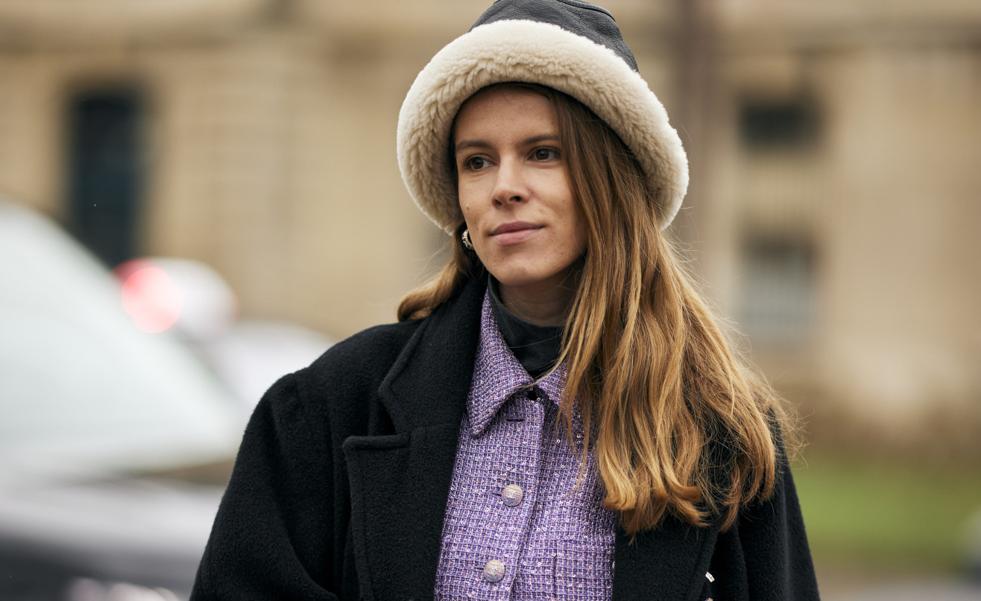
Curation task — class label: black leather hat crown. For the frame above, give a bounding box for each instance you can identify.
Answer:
[472,0,639,71]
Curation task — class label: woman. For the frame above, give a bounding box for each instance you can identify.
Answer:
[192,1,820,600]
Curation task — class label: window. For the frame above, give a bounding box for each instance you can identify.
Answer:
[737,230,817,344]
[738,96,820,151]
[67,87,145,267]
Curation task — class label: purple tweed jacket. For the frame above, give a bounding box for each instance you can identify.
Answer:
[434,292,616,599]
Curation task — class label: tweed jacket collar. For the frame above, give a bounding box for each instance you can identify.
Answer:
[467,291,568,437]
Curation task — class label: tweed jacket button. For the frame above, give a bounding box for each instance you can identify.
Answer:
[501,483,524,506]
[482,559,506,582]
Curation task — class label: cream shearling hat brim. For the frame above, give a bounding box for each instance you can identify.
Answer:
[397,18,688,233]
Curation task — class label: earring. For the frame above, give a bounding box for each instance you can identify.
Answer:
[461,229,474,250]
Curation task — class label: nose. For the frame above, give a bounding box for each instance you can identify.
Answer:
[491,156,528,207]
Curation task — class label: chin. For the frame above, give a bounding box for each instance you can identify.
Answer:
[479,243,585,291]
[486,264,563,290]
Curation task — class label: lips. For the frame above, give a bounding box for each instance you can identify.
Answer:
[489,221,543,246]
[490,221,542,236]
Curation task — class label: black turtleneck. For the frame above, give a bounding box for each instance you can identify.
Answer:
[487,277,564,379]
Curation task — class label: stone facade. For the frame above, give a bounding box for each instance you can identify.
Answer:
[0,0,978,443]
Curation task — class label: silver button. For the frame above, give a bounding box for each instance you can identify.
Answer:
[482,559,505,583]
[501,484,524,507]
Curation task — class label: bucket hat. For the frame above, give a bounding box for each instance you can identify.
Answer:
[397,0,688,232]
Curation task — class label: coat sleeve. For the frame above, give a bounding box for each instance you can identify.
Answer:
[190,372,341,600]
[706,457,822,601]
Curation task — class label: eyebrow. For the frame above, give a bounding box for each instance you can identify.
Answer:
[454,134,561,154]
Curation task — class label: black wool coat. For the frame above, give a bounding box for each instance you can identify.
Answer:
[191,277,821,601]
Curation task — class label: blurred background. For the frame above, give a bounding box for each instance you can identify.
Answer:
[0,0,978,599]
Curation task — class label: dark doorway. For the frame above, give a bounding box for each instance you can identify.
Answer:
[67,88,145,267]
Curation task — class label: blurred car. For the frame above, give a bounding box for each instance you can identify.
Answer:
[113,256,332,409]
[0,199,246,600]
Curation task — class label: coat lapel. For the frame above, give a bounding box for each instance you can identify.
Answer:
[342,278,486,601]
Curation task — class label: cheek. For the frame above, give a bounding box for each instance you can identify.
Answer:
[457,184,481,222]
[560,229,587,261]
[459,207,481,237]
[558,208,588,255]
[457,195,474,226]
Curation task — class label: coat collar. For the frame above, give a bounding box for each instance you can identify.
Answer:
[376,275,486,434]
[342,276,719,601]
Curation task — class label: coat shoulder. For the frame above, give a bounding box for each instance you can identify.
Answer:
[308,320,422,381]
[291,319,424,430]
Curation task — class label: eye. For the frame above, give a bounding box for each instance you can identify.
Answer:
[531,147,560,161]
[462,155,490,171]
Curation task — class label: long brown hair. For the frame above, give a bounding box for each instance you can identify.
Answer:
[398,84,795,536]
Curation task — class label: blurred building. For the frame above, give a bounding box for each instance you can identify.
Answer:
[0,0,978,445]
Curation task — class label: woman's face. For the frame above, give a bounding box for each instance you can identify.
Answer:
[453,86,587,295]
